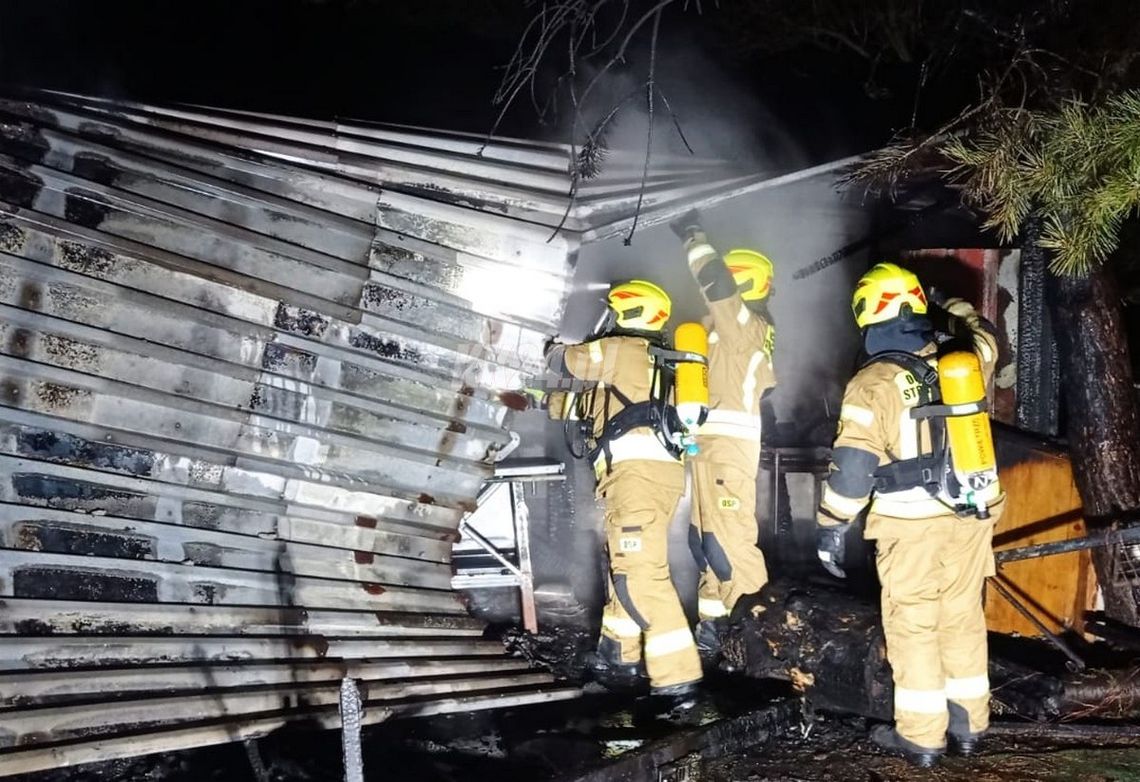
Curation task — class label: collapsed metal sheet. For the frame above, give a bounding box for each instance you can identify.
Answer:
[0,90,589,774]
[0,89,794,774]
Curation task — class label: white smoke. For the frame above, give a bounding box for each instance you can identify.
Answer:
[560,40,868,425]
[542,30,872,620]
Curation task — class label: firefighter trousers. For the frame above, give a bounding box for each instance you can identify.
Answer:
[869,506,1000,749]
[597,460,702,691]
[689,435,768,620]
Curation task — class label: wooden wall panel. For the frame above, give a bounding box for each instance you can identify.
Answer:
[986,437,1094,635]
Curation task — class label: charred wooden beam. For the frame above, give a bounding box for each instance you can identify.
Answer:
[720,581,894,722]
[563,700,799,782]
[1016,218,1061,437]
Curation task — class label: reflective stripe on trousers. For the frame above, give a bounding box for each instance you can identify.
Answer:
[690,436,768,618]
[945,674,990,700]
[645,627,697,659]
[601,614,641,639]
[895,687,948,715]
[698,597,729,619]
[875,509,998,748]
[599,460,702,689]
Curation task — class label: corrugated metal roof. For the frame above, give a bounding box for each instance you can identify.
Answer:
[0,89,811,775]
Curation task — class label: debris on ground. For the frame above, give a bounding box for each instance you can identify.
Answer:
[703,715,1140,782]
[722,579,1140,723]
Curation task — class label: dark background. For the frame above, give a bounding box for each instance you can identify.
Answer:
[0,0,919,163]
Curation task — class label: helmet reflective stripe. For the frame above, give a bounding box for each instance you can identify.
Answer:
[723,249,773,302]
[852,262,928,328]
[608,279,672,332]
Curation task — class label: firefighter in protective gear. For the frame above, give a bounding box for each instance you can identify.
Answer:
[670,210,776,655]
[545,280,703,699]
[816,262,1004,767]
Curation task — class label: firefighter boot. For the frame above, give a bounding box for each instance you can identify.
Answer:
[947,702,985,756]
[870,725,944,768]
[641,680,702,725]
[694,618,727,663]
[587,636,645,691]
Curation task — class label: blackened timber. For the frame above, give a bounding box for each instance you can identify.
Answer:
[720,580,1140,723]
[563,701,799,782]
[1017,217,1061,436]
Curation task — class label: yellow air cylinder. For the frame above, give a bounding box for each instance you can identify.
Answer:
[938,350,998,516]
[673,321,709,434]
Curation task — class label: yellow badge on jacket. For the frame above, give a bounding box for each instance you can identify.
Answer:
[719,497,741,511]
[894,370,922,405]
[619,537,642,553]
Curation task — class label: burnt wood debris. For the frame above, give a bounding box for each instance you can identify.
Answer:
[514,580,1140,733]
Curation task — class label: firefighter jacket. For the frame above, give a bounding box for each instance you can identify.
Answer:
[546,335,680,493]
[685,232,776,462]
[818,299,1003,534]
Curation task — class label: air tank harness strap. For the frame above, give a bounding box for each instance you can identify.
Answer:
[872,454,943,494]
[909,401,989,418]
[649,346,707,365]
[861,350,950,500]
[587,385,683,475]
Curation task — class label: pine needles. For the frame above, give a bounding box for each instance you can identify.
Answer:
[944,93,1140,275]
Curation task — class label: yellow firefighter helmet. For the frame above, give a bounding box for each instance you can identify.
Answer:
[724,249,774,302]
[852,262,928,329]
[608,279,672,332]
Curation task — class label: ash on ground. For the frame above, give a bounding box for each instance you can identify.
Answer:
[703,716,1140,782]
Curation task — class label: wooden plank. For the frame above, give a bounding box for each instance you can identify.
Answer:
[987,441,1094,636]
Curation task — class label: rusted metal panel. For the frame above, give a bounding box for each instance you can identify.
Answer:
[901,248,1025,427]
[0,598,485,637]
[0,87,814,773]
[0,89,590,774]
[0,637,512,670]
[0,686,583,777]
[0,658,535,706]
[2,672,557,746]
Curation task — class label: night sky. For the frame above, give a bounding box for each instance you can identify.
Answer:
[0,0,913,164]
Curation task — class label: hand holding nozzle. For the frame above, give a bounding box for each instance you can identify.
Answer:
[669,208,704,240]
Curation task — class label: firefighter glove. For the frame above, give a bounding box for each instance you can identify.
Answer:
[522,387,548,409]
[941,296,976,319]
[669,208,703,240]
[927,301,953,336]
[815,523,849,579]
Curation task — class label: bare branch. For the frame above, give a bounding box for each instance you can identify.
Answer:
[487,0,700,239]
[625,7,664,245]
[656,89,695,155]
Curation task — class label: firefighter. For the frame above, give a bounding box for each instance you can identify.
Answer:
[815,262,1004,767]
[670,209,776,656]
[544,280,703,703]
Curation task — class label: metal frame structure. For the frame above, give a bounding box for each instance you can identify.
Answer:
[453,460,565,633]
